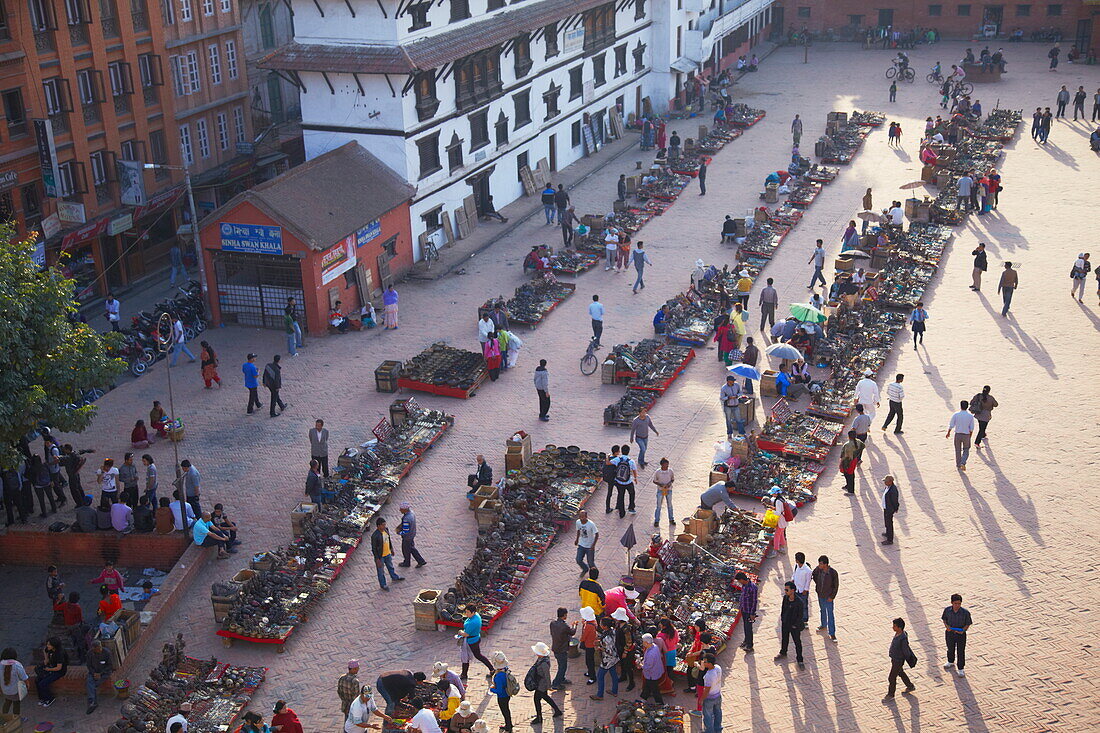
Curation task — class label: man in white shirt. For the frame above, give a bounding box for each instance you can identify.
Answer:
[853,369,880,419]
[477,314,494,344]
[404,697,442,733]
[946,400,977,470]
[791,551,813,623]
[165,702,190,733]
[889,203,905,227]
[806,240,827,290]
[882,374,905,434]
[169,316,197,367]
[169,493,196,530]
[604,229,619,271]
[345,684,390,732]
[104,293,121,332]
[697,655,723,727]
[588,295,605,348]
[574,510,599,573]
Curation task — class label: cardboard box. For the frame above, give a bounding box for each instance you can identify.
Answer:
[834,257,855,271]
[729,434,751,460]
[760,370,779,398]
[709,469,729,485]
[632,556,662,590]
[413,589,441,631]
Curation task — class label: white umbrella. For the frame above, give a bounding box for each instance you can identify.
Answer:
[765,343,802,360]
[857,210,881,222]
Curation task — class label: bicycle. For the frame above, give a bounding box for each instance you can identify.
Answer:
[423,238,439,270]
[579,338,600,375]
[927,71,944,84]
[885,65,915,82]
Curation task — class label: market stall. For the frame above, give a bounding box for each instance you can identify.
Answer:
[109,635,266,733]
[480,274,576,326]
[215,401,452,649]
[396,343,489,398]
[439,445,603,630]
[601,340,696,426]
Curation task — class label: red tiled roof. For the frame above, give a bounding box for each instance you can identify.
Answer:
[260,0,611,74]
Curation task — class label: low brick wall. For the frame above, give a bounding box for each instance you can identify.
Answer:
[0,529,190,570]
[26,541,212,699]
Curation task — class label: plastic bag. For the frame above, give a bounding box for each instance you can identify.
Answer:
[762,509,779,528]
[712,440,732,464]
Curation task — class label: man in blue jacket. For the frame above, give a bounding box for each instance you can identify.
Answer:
[242,353,261,414]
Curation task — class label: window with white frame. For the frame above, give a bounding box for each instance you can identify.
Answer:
[208,44,221,85]
[215,112,229,150]
[64,0,90,24]
[58,161,81,197]
[224,39,238,79]
[42,78,66,115]
[161,0,174,23]
[108,61,132,97]
[202,0,212,14]
[179,123,194,165]
[232,105,245,142]
[170,56,187,96]
[180,0,192,21]
[120,139,141,162]
[219,0,230,10]
[186,51,201,93]
[90,150,112,185]
[76,69,99,104]
[196,118,210,158]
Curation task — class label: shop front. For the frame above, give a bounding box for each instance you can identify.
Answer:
[198,142,415,335]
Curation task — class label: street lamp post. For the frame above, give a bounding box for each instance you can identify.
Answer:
[154,312,187,533]
[144,164,208,298]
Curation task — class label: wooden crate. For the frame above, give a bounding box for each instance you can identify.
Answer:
[688,509,717,542]
[112,609,141,651]
[506,432,532,462]
[474,500,501,528]
[291,503,318,538]
[760,370,779,398]
[469,484,499,510]
[211,596,235,623]
[97,629,126,670]
[0,713,23,733]
[709,469,729,485]
[504,449,525,472]
[375,360,402,393]
[601,359,618,385]
[632,556,662,590]
[413,589,441,631]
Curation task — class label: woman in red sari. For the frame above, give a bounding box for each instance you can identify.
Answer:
[269,700,304,733]
[483,334,503,382]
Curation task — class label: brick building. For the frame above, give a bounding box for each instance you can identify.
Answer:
[776,1,1098,49]
[0,0,254,304]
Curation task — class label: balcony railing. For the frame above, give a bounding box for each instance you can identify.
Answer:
[83,103,101,125]
[69,23,89,46]
[114,95,132,116]
[132,9,149,32]
[102,16,120,38]
[143,86,158,106]
[49,112,69,135]
[34,30,56,53]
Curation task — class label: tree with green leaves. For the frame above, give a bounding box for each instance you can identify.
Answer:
[0,226,125,468]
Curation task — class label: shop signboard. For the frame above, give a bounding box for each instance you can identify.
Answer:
[33,119,62,198]
[57,201,87,224]
[563,27,585,55]
[219,222,283,254]
[108,213,133,236]
[118,159,148,206]
[356,219,381,247]
[42,213,61,239]
[320,235,357,285]
[0,170,18,191]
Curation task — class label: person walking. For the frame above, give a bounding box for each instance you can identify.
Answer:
[573,510,598,573]
[970,385,999,448]
[652,458,675,527]
[758,277,778,331]
[946,400,977,471]
[489,653,514,732]
[881,374,905,434]
[337,661,361,717]
[534,359,550,422]
[588,295,604,348]
[852,405,871,447]
[560,206,579,246]
[1093,87,1100,122]
[629,408,658,468]
[263,355,288,417]
[168,244,188,286]
[639,635,664,704]
[310,419,330,477]
[1071,253,1091,302]
[889,81,897,103]
[527,643,562,724]
[168,315,196,367]
[807,240,827,290]
[812,555,839,641]
[549,607,576,690]
[971,243,988,291]
[370,517,404,591]
[553,184,570,224]
[774,581,806,670]
[104,293,121,332]
[942,594,973,678]
[854,368,880,419]
[243,353,262,415]
[541,185,557,224]
[1073,85,1087,120]
[791,114,803,146]
[884,618,917,700]
[1056,85,1069,118]
[908,301,929,350]
[1031,107,1043,140]
[199,341,221,388]
[1039,108,1053,143]
[881,475,900,545]
[459,605,495,679]
[631,241,652,293]
[791,552,813,624]
[397,502,427,568]
[997,261,1018,316]
[732,572,758,653]
[611,447,638,518]
[589,618,619,701]
[698,655,722,733]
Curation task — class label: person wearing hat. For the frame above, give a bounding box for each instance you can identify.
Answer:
[639,634,665,704]
[853,369,880,419]
[242,353,262,415]
[527,642,562,723]
[488,652,514,732]
[397,502,427,568]
[449,700,479,732]
[270,700,304,733]
[603,582,639,623]
[691,259,708,289]
[166,701,191,733]
[735,270,753,307]
[431,662,465,699]
[613,610,637,691]
[345,684,390,732]
[578,605,599,682]
[337,660,361,716]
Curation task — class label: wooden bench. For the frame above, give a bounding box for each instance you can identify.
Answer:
[961,63,1004,83]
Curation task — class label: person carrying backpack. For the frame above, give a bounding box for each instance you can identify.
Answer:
[764,486,794,557]
[611,446,638,518]
[490,652,517,732]
[1070,253,1091,302]
[524,643,561,724]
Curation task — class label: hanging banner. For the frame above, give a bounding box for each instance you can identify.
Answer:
[320,235,357,285]
[33,119,61,198]
[356,219,381,247]
[118,159,148,206]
